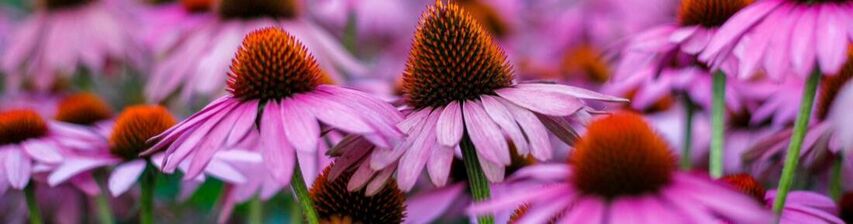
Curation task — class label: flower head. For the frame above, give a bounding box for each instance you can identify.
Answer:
[678,0,753,28]
[109,105,175,160]
[41,0,92,11]
[217,0,298,19]
[312,166,406,224]
[227,28,331,101]
[468,112,769,223]
[402,0,512,109]
[0,110,48,146]
[55,93,113,126]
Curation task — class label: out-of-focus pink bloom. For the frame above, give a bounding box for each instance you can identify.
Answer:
[700,0,853,79]
[146,28,402,189]
[310,0,423,43]
[1,0,146,92]
[468,113,770,223]
[140,1,215,54]
[0,109,103,194]
[722,174,844,224]
[145,0,367,103]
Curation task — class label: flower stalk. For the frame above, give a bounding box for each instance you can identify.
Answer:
[681,95,695,170]
[291,163,320,224]
[773,70,821,216]
[710,70,726,178]
[93,170,115,224]
[140,164,156,224]
[24,183,43,224]
[461,134,495,224]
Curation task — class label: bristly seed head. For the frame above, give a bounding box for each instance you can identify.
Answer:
[109,105,176,160]
[571,112,675,199]
[816,48,853,120]
[402,0,513,109]
[217,0,298,19]
[0,109,48,145]
[227,27,331,101]
[41,0,92,11]
[311,166,406,224]
[678,0,752,27]
[56,92,113,126]
[721,173,767,203]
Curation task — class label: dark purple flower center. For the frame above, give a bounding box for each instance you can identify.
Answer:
[42,0,92,10]
[226,27,332,101]
[217,0,298,19]
[402,1,513,109]
[571,113,676,199]
[311,165,406,224]
[678,0,753,28]
[0,109,48,145]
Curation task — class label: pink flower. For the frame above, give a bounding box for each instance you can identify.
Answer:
[468,113,770,223]
[145,0,367,103]
[1,0,146,92]
[145,27,403,187]
[0,109,100,194]
[47,105,253,196]
[608,0,755,111]
[700,0,853,79]
[362,1,624,191]
[722,174,844,224]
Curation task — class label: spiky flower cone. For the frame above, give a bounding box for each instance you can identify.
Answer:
[311,166,406,224]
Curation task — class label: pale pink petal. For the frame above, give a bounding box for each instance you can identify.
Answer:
[496,87,583,116]
[426,146,453,187]
[259,103,295,185]
[5,148,31,189]
[536,114,579,148]
[790,7,818,77]
[499,98,552,161]
[225,101,259,146]
[162,102,237,173]
[48,157,116,186]
[557,197,606,224]
[481,95,529,156]
[669,26,699,43]
[435,101,464,147]
[815,5,847,75]
[700,0,782,63]
[364,166,394,196]
[463,101,510,165]
[347,160,376,192]
[21,140,63,164]
[108,159,147,196]
[281,96,322,152]
[515,83,628,103]
[302,93,373,134]
[477,152,505,183]
[397,112,439,191]
[204,159,246,184]
[185,106,243,179]
[509,164,570,182]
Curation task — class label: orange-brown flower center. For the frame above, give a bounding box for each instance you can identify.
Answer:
[55,92,113,126]
[182,0,212,12]
[311,166,406,224]
[721,173,767,203]
[41,0,92,11]
[402,1,513,109]
[678,0,752,28]
[458,0,510,38]
[217,0,298,19]
[561,45,611,83]
[109,105,176,160]
[816,48,853,120]
[0,109,48,145]
[226,27,331,101]
[571,112,675,199]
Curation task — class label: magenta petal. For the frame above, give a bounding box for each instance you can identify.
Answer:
[701,0,782,62]
[557,197,606,224]
[510,164,570,181]
[499,98,552,161]
[680,28,712,54]
[347,160,376,192]
[21,140,63,164]
[281,96,320,152]
[477,152,506,183]
[481,95,529,156]
[397,112,439,191]
[516,195,571,224]
[435,101,464,147]
[162,102,237,173]
[185,106,243,180]
[48,157,115,186]
[303,93,374,134]
[364,166,394,196]
[468,184,568,214]
[496,87,583,117]
[815,5,847,75]
[426,146,453,187]
[406,183,465,224]
[4,148,31,189]
[260,103,295,185]
[790,7,818,77]
[108,159,147,196]
[204,159,246,184]
[225,101,259,146]
[463,101,510,165]
[514,83,627,103]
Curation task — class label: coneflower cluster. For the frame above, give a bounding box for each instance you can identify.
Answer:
[0,0,851,223]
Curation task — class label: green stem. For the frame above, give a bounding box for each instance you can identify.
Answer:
[772,70,820,216]
[93,171,115,224]
[681,96,695,170]
[710,71,726,178]
[460,134,495,224]
[291,163,319,224]
[248,196,263,224]
[140,164,156,224]
[343,11,358,55]
[24,183,43,224]
[830,155,843,201]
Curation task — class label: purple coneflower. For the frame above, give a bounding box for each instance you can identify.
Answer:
[469,113,770,223]
[145,27,402,223]
[722,174,844,224]
[1,0,145,92]
[145,0,366,103]
[310,165,406,224]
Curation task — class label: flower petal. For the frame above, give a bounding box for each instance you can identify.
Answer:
[108,160,147,196]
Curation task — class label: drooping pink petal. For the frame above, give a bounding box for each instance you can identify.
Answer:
[515,83,628,103]
[468,184,569,214]
[364,166,394,196]
[426,146,453,187]
[4,148,31,189]
[700,0,783,64]
[347,160,376,192]
[48,157,116,186]
[397,112,439,191]
[21,140,63,164]
[463,101,510,165]
[498,98,552,161]
[303,93,373,134]
[790,7,818,77]
[108,159,147,196]
[436,101,464,147]
[496,87,583,117]
[280,96,321,152]
[185,106,245,180]
[406,183,465,224]
[556,197,606,224]
[162,102,237,173]
[204,159,246,184]
[259,103,295,185]
[225,101,259,146]
[481,95,529,156]
[815,5,848,75]
[477,151,506,183]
